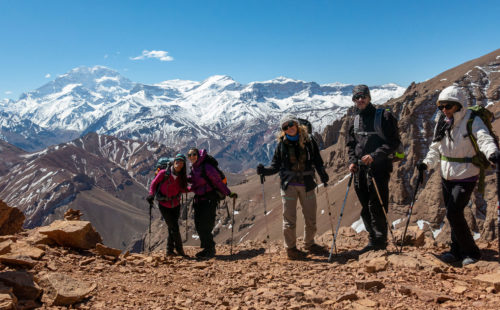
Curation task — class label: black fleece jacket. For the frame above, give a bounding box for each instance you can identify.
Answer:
[346,103,400,174]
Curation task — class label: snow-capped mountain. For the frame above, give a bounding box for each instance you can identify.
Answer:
[0,66,405,171]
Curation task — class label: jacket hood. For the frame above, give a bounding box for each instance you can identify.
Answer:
[438,85,468,124]
[438,85,468,109]
[192,149,207,168]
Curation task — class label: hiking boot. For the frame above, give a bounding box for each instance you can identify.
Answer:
[359,244,376,254]
[359,242,386,254]
[176,247,187,257]
[439,252,460,264]
[196,247,216,259]
[166,249,176,256]
[286,247,308,260]
[305,243,328,255]
[462,256,479,266]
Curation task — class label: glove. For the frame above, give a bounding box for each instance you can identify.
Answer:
[416,161,427,172]
[488,150,500,163]
[146,195,154,204]
[229,192,238,199]
[256,164,265,175]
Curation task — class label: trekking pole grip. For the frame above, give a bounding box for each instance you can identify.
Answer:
[260,174,265,184]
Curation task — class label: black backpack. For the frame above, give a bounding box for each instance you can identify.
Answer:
[297,118,313,134]
[353,107,405,161]
[200,154,228,200]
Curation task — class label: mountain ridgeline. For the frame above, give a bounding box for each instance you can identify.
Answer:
[0,67,404,172]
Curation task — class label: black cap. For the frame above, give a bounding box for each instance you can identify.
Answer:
[352,84,370,99]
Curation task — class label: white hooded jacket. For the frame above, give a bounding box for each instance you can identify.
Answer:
[423,86,498,181]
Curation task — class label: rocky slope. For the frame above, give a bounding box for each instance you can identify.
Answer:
[0,205,499,310]
[321,48,500,242]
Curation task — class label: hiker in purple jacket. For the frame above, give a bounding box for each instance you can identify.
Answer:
[187,148,237,259]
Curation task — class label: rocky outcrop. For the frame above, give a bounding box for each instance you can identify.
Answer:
[38,220,102,250]
[321,48,500,242]
[0,201,24,236]
[36,272,96,306]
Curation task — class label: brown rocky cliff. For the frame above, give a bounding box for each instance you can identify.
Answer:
[321,48,500,241]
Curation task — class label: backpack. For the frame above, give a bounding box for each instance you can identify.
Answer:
[155,157,172,175]
[153,157,175,201]
[200,154,228,200]
[465,105,499,194]
[297,118,313,134]
[353,107,405,161]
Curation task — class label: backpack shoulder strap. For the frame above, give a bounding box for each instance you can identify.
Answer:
[353,115,360,134]
[374,108,387,141]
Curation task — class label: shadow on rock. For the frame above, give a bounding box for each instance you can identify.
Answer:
[215,248,266,261]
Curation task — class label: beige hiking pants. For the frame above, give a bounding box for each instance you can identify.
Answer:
[281,185,317,249]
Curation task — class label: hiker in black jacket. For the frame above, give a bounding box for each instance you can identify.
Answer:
[257,114,329,260]
[346,85,401,253]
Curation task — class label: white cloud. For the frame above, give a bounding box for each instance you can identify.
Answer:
[104,54,109,59]
[45,74,51,78]
[5,91,12,95]
[131,50,174,62]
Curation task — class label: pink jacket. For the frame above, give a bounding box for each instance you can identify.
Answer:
[149,167,187,208]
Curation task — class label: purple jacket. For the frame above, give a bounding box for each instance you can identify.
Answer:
[188,149,231,197]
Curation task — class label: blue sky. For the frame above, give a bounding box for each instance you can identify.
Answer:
[1,0,499,100]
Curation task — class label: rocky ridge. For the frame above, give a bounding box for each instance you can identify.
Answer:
[322,48,500,241]
[0,204,499,309]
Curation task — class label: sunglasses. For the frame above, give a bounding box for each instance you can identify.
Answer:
[187,153,198,157]
[438,103,455,111]
[282,121,295,131]
[353,94,367,101]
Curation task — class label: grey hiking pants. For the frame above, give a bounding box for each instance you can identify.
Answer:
[281,185,317,249]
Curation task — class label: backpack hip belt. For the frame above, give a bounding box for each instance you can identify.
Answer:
[439,155,475,164]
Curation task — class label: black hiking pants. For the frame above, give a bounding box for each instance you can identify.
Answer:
[441,179,481,259]
[354,167,390,246]
[158,204,183,252]
[193,196,218,250]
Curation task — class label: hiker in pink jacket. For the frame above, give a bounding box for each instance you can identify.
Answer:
[147,154,188,256]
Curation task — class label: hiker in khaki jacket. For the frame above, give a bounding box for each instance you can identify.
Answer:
[257,114,329,260]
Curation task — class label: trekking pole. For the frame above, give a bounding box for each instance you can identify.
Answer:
[328,173,353,262]
[496,157,500,263]
[368,169,398,250]
[230,196,236,256]
[399,169,423,253]
[224,199,231,220]
[324,183,335,239]
[148,202,153,253]
[260,175,271,254]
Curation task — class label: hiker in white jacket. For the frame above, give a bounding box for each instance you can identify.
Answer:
[417,85,499,266]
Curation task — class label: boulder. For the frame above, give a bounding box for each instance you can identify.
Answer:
[473,272,500,291]
[95,243,121,258]
[0,254,37,269]
[0,200,24,236]
[36,273,96,306]
[0,241,13,256]
[9,242,45,260]
[38,220,102,250]
[0,271,41,301]
[0,283,17,310]
[394,226,426,247]
[64,209,83,221]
